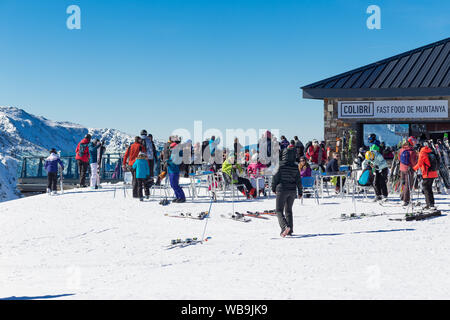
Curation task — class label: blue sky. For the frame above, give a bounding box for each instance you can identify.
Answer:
[0,0,449,145]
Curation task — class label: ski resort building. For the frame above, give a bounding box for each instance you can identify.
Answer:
[301,37,450,157]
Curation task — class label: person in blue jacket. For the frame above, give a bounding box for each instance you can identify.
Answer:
[89,138,102,189]
[132,152,150,201]
[44,148,64,195]
[167,142,186,203]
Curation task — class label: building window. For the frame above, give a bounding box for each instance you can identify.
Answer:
[363,124,409,147]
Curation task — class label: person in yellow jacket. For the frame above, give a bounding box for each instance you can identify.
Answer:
[222,156,256,199]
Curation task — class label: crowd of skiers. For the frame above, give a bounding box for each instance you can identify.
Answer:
[42,129,449,237]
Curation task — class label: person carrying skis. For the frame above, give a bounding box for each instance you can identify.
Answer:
[75,133,91,187]
[272,145,303,237]
[413,142,439,212]
[363,150,389,202]
[44,148,64,195]
[88,138,102,189]
[132,152,151,201]
[123,136,146,198]
[222,155,256,199]
[398,137,418,206]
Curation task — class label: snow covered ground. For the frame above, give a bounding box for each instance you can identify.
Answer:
[1,183,449,300]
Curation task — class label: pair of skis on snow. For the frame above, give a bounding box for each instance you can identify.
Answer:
[220,210,277,223]
[165,236,212,249]
[164,211,209,220]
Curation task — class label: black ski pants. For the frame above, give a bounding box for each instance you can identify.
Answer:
[47,172,58,191]
[422,178,435,207]
[77,160,89,187]
[275,190,297,234]
[137,178,150,199]
[235,177,254,194]
[374,167,388,198]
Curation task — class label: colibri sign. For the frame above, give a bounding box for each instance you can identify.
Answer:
[338,100,449,119]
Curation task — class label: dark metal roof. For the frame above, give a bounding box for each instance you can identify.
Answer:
[302,37,450,99]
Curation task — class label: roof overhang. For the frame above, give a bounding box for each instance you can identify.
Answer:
[302,87,450,100]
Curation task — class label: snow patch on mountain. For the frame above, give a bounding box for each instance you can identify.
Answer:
[0,106,138,202]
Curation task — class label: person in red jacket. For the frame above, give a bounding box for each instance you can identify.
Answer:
[413,142,439,212]
[75,134,92,187]
[123,136,146,198]
[398,137,418,206]
[306,140,327,170]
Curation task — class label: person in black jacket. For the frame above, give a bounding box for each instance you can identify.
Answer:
[271,146,303,237]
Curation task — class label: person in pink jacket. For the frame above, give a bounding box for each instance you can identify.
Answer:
[247,154,267,196]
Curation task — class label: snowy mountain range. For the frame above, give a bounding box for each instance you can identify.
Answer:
[0,106,140,202]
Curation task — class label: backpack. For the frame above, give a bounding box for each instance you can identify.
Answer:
[77,143,88,158]
[358,168,374,186]
[400,150,411,166]
[428,151,440,172]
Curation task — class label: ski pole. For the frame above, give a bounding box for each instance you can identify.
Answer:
[201,192,214,241]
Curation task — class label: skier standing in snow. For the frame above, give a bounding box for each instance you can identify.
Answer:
[413,142,439,212]
[363,150,389,202]
[123,136,146,198]
[167,142,186,203]
[271,145,303,237]
[88,138,102,189]
[44,148,64,195]
[75,134,91,187]
[398,137,418,206]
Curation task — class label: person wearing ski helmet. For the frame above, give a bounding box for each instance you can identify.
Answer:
[368,133,381,152]
[75,133,92,187]
[44,148,64,195]
[362,150,389,202]
[398,136,418,206]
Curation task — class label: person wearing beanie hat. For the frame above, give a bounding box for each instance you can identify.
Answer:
[272,147,302,237]
[44,149,64,195]
[132,152,150,201]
